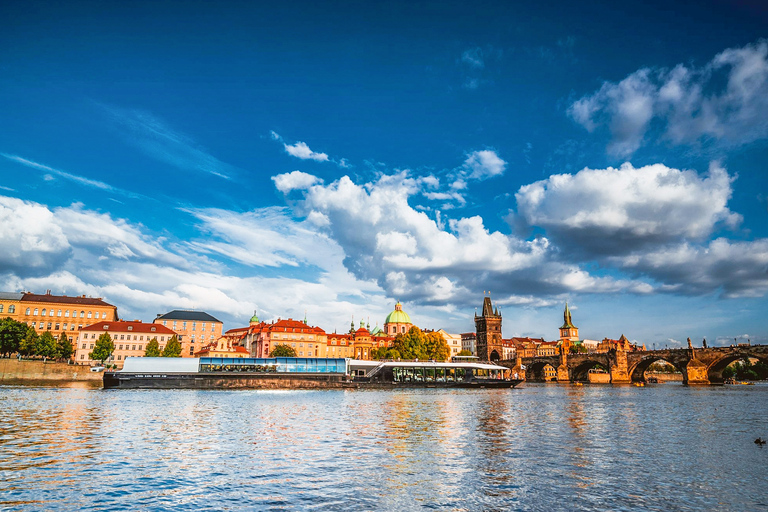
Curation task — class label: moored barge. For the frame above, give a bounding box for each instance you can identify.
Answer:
[104,357,522,389]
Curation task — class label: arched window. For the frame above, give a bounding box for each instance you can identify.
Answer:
[80,311,85,318]
[8,305,15,313]
[49,309,54,316]
[57,309,62,316]
[34,308,39,315]
[42,308,47,316]
[25,308,30,315]
[102,312,107,319]
[65,310,69,317]
[87,311,92,319]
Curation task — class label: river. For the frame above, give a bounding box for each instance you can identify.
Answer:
[1,383,766,511]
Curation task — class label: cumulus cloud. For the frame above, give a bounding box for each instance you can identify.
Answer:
[463,150,507,180]
[570,39,768,156]
[272,171,323,193]
[270,131,329,162]
[276,171,650,305]
[512,162,741,257]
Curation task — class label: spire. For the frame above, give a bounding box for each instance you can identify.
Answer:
[560,302,576,329]
[304,309,308,325]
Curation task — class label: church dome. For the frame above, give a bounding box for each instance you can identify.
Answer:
[385,302,411,325]
[249,311,260,324]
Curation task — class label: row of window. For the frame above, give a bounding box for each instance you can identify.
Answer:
[30,322,82,331]
[81,333,170,342]
[0,305,15,313]
[161,320,217,332]
[19,308,108,319]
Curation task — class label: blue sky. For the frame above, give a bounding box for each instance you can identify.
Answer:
[1,0,767,346]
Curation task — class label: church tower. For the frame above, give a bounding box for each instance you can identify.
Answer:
[559,302,579,352]
[475,294,503,361]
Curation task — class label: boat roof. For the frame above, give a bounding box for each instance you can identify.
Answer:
[348,360,506,371]
[120,357,200,373]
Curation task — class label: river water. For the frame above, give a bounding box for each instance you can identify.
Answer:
[1,383,767,511]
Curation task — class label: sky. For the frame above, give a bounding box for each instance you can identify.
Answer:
[1,0,767,347]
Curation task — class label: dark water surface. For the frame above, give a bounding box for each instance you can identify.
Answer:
[1,383,767,511]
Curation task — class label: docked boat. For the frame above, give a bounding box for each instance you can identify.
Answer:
[103,357,522,389]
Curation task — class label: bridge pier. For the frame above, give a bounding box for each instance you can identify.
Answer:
[556,364,570,382]
[684,360,710,385]
[608,349,631,383]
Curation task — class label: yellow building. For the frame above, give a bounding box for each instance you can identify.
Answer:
[436,329,462,358]
[327,332,354,359]
[75,320,177,368]
[0,291,118,343]
[194,336,250,358]
[154,310,223,358]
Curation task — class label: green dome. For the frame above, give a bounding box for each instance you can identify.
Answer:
[250,311,260,323]
[385,302,411,325]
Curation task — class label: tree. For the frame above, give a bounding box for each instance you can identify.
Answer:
[457,349,473,357]
[0,317,27,357]
[56,331,74,361]
[144,338,161,357]
[36,331,58,360]
[18,326,38,358]
[423,331,450,362]
[162,335,182,357]
[393,327,428,360]
[89,332,114,365]
[269,344,297,357]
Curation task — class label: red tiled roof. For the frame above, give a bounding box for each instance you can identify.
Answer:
[80,321,176,335]
[21,293,115,307]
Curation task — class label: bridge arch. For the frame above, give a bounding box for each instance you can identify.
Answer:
[706,351,768,383]
[489,350,501,362]
[629,356,686,383]
[525,360,558,382]
[570,359,609,382]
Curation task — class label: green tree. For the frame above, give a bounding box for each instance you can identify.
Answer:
[162,335,182,357]
[144,338,161,357]
[56,331,74,361]
[36,331,58,360]
[269,344,297,357]
[89,332,114,365]
[423,331,450,362]
[393,326,428,360]
[457,349,473,357]
[0,317,27,357]
[18,326,38,358]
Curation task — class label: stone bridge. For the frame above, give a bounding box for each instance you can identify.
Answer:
[500,344,768,384]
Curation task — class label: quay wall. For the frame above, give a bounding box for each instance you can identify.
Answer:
[0,358,102,385]
[646,372,684,382]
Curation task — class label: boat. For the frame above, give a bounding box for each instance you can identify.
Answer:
[104,357,522,389]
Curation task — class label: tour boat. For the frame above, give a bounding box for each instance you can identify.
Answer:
[103,357,522,389]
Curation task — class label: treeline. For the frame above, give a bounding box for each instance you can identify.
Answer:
[0,317,73,361]
[723,358,768,381]
[0,317,182,366]
[372,326,451,362]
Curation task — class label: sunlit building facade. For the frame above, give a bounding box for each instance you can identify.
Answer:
[154,310,223,358]
[75,320,177,368]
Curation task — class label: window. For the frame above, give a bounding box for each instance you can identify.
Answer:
[127,326,133,331]
[103,325,109,330]
[42,308,46,316]
[133,335,137,340]
[192,322,196,331]
[117,355,121,360]
[38,322,43,328]
[49,309,54,317]
[119,345,123,350]
[190,347,194,355]
[47,323,52,329]
[120,335,125,340]
[82,344,86,349]
[80,311,84,318]
[138,345,143,351]
[34,308,39,315]
[91,334,95,339]
[132,345,136,351]
[160,336,165,341]
[8,305,14,313]
[140,336,144,340]
[63,323,67,329]
[202,323,206,331]
[55,324,60,330]
[151,327,156,332]
[57,309,62,317]
[101,312,107,319]
[65,310,69,317]
[25,308,30,315]
[212,325,216,332]
[87,312,92,319]
[182,322,187,329]
[162,320,167,326]
[80,354,84,360]
[0,305,3,313]
[90,344,94,349]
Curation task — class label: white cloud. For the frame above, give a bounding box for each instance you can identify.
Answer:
[462,150,507,180]
[283,141,329,162]
[272,171,323,193]
[461,48,485,69]
[513,162,741,256]
[570,39,768,156]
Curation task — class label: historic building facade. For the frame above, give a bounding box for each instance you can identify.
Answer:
[475,295,503,361]
[75,320,177,368]
[383,302,413,335]
[230,317,327,358]
[1,291,118,343]
[154,310,223,357]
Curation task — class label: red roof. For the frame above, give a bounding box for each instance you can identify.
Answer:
[21,293,115,307]
[80,321,176,335]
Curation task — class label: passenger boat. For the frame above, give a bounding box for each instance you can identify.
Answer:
[104,357,522,389]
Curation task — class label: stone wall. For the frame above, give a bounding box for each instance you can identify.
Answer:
[0,358,103,385]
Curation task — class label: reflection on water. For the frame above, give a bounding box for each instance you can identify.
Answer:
[1,384,767,511]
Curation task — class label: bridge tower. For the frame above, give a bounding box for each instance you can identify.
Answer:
[475,294,503,361]
[558,302,579,354]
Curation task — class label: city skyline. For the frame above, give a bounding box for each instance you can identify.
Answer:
[1,1,767,346]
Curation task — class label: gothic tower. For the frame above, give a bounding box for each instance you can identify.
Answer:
[559,302,579,352]
[475,295,503,361]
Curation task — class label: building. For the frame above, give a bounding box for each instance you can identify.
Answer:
[0,291,118,343]
[436,329,463,358]
[536,340,559,356]
[475,295,503,361]
[461,332,476,355]
[558,302,579,352]
[327,332,355,359]
[194,336,250,358]
[383,302,413,336]
[75,320,177,368]
[241,317,328,358]
[596,334,641,353]
[154,310,223,357]
[510,337,544,358]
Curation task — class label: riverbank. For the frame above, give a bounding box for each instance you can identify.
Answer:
[0,358,102,387]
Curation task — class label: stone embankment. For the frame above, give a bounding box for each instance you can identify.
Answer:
[0,358,103,386]
[645,372,684,382]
